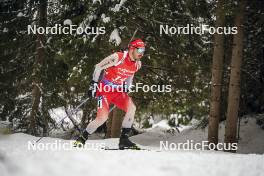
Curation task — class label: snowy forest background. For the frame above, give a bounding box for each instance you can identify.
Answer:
[0,0,263,145]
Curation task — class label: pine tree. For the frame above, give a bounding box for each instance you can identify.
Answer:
[225,0,246,151]
[208,0,226,145]
[29,0,47,135]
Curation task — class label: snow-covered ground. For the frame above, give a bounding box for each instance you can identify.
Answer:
[0,133,263,176]
[132,117,264,154]
[0,117,263,176]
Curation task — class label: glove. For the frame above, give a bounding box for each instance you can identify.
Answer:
[88,80,98,97]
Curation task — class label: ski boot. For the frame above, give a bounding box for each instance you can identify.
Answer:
[73,130,89,148]
[118,128,140,150]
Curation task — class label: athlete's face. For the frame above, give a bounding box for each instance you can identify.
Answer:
[130,47,145,61]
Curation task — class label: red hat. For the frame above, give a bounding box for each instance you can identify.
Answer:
[129,39,145,49]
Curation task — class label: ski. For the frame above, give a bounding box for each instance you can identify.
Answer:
[103,147,148,151]
[103,146,161,152]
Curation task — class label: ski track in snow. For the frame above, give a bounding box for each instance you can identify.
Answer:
[0,132,263,176]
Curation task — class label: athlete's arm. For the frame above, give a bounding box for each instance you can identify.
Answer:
[92,53,119,82]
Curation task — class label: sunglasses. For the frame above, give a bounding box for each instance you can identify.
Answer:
[136,47,145,54]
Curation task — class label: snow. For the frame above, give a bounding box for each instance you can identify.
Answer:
[101,14,110,23]
[147,116,198,134]
[63,19,72,25]
[48,107,83,131]
[0,121,11,130]
[92,0,102,5]
[109,29,121,46]
[3,28,8,33]
[151,119,172,131]
[0,116,263,176]
[16,93,31,100]
[111,0,127,12]
[133,117,264,154]
[0,132,263,176]
[17,12,24,17]
[148,116,155,125]
[70,87,75,92]
[92,34,99,43]
[47,37,52,44]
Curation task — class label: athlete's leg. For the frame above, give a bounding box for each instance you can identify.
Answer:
[86,95,110,134]
[111,92,136,128]
[112,92,138,149]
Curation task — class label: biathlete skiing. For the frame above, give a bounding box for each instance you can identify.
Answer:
[74,39,145,149]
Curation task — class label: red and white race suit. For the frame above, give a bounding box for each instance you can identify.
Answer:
[86,51,141,134]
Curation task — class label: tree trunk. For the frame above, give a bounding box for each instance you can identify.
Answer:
[29,0,47,135]
[208,0,226,145]
[224,0,246,151]
[106,110,113,138]
[110,108,124,138]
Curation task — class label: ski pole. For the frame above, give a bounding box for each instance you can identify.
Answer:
[35,96,90,143]
[128,28,138,44]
